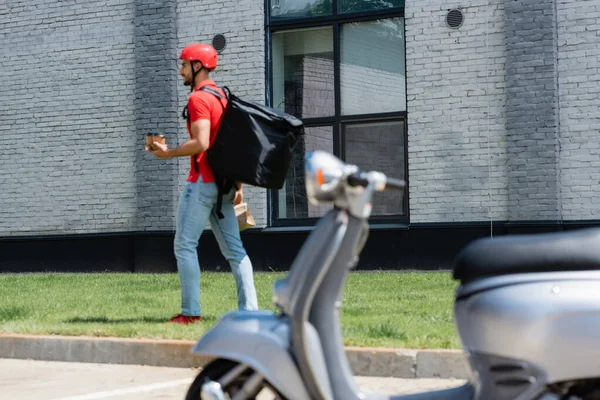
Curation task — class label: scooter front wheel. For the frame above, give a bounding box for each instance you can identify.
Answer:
[186,358,287,400]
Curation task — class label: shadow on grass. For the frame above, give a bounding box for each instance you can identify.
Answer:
[64,315,218,324]
[0,307,30,322]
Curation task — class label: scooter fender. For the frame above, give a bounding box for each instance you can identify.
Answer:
[191,311,311,400]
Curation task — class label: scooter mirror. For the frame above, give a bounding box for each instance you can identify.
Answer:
[305,151,354,205]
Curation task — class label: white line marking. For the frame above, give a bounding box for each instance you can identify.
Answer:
[54,378,194,400]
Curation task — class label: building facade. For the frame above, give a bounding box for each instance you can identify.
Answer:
[1,0,599,272]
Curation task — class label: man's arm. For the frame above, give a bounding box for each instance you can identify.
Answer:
[151,119,210,158]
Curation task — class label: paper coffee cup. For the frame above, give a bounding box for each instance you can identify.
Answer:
[145,134,165,151]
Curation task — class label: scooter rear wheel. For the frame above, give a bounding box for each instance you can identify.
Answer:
[185,358,286,400]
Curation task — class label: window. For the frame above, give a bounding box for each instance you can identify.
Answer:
[268,0,407,225]
[278,126,335,219]
[338,0,405,14]
[271,0,332,20]
[340,19,406,115]
[272,27,334,118]
[344,121,405,216]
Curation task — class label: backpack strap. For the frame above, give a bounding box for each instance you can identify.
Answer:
[199,86,228,111]
[198,86,233,220]
[181,105,199,174]
[180,86,228,179]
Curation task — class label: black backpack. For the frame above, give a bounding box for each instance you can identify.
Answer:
[182,86,304,218]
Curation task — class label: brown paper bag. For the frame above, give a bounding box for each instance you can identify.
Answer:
[234,203,256,231]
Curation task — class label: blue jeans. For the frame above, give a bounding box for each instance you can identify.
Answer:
[174,180,258,316]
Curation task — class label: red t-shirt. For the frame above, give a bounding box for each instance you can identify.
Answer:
[186,80,227,183]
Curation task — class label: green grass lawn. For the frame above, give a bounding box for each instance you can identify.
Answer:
[0,272,460,349]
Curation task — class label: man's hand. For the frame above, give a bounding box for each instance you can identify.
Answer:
[151,142,171,159]
[234,187,243,205]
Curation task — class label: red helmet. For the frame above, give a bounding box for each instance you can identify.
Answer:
[179,43,218,70]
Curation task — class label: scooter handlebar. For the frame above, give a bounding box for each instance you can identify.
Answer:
[384,177,406,191]
[346,173,406,192]
[347,174,370,188]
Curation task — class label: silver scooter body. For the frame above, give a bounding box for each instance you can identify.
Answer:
[191,311,313,400]
[191,204,350,400]
[453,229,600,400]
[191,151,600,400]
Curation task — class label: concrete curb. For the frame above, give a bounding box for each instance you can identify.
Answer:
[0,334,469,379]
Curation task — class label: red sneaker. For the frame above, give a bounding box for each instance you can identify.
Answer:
[168,314,202,325]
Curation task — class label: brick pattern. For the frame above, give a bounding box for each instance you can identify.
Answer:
[340,18,406,115]
[557,0,600,219]
[284,126,334,219]
[407,0,599,223]
[3,0,600,237]
[505,0,561,221]
[299,56,335,118]
[134,0,179,231]
[345,122,406,216]
[406,0,508,223]
[0,0,138,235]
[341,63,406,115]
[0,0,267,237]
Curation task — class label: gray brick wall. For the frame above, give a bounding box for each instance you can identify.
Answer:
[406,0,509,223]
[406,0,599,223]
[557,0,600,219]
[3,0,600,237]
[134,0,179,231]
[505,0,561,221]
[0,0,138,235]
[0,0,267,237]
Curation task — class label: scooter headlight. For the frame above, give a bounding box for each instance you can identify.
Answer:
[304,151,348,204]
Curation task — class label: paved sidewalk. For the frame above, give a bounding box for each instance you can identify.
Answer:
[0,333,469,379]
[0,359,467,400]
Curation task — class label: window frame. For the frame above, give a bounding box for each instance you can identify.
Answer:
[265,0,409,227]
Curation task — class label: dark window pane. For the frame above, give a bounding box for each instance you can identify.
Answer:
[338,0,404,14]
[272,27,335,119]
[344,121,405,216]
[278,126,334,219]
[341,18,406,115]
[270,0,332,20]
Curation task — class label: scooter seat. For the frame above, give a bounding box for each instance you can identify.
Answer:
[453,228,600,283]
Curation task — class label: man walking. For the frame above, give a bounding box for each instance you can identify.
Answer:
[150,43,258,324]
